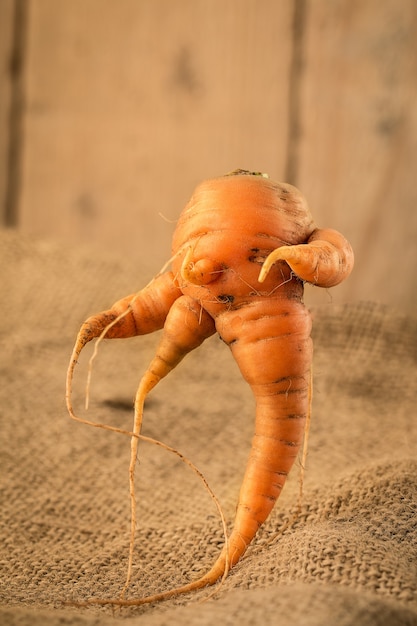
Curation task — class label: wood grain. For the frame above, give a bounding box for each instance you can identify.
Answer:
[297,0,417,310]
[17,0,293,274]
[2,0,416,311]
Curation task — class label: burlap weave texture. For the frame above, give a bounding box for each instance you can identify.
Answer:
[1,230,416,625]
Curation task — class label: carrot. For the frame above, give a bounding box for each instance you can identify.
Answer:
[66,169,353,607]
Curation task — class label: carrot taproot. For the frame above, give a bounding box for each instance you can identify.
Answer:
[66,169,353,607]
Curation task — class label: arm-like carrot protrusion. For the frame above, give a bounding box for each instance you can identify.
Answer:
[259,228,354,288]
[66,170,354,607]
[72,271,182,356]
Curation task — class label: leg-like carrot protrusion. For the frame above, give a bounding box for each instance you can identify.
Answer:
[124,296,216,594]
[215,299,313,565]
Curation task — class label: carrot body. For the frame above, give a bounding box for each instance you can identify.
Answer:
[66,170,353,606]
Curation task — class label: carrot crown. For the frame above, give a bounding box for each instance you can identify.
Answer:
[225,168,269,178]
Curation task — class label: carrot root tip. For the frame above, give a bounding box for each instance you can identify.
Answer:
[258,247,290,283]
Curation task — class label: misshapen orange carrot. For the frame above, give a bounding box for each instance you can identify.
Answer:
[66,169,353,607]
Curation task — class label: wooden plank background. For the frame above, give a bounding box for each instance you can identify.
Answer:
[1,0,416,312]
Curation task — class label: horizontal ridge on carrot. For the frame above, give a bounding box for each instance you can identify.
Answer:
[66,169,354,607]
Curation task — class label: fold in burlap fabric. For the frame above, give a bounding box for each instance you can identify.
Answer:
[1,230,416,625]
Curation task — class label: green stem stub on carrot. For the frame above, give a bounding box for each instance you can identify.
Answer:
[66,170,353,607]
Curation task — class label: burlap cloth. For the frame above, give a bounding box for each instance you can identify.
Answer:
[1,229,416,626]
